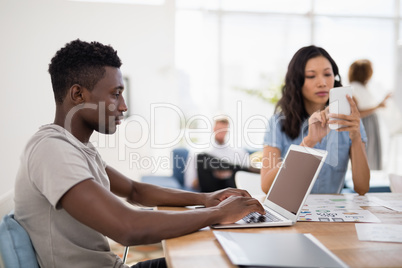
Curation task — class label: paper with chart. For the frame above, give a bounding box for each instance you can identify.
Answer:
[355,224,402,243]
[303,194,381,207]
[298,194,381,222]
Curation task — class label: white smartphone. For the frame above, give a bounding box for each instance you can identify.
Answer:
[329,86,353,130]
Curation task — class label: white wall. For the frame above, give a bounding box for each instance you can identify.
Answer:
[0,0,177,195]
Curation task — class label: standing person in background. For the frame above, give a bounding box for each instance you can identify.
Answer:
[261,45,370,195]
[348,59,392,170]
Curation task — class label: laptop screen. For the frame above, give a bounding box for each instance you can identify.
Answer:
[266,149,323,215]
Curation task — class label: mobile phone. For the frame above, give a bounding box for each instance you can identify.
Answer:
[329,86,353,130]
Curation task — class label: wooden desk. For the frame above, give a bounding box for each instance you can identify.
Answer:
[160,193,402,268]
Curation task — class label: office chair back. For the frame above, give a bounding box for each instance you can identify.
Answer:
[196,153,241,192]
[172,148,189,187]
[0,190,39,268]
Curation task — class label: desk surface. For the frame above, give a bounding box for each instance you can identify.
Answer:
[159,193,402,268]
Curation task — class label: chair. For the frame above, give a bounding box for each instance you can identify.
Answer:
[235,171,266,197]
[196,153,243,192]
[141,148,193,191]
[389,174,402,193]
[0,189,130,267]
[0,189,39,268]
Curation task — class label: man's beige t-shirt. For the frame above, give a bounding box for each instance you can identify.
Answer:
[14,124,128,268]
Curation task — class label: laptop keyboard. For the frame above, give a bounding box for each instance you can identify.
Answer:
[243,209,284,223]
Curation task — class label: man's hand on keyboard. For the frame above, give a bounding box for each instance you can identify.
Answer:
[203,188,253,207]
[213,195,265,225]
[243,210,282,223]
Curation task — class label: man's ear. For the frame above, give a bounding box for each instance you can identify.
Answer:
[69,84,85,104]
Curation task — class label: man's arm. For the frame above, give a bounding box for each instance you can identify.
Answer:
[107,165,206,207]
[107,165,248,207]
[60,166,264,246]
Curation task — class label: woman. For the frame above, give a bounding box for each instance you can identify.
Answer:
[261,45,370,195]
[349,59,391,170]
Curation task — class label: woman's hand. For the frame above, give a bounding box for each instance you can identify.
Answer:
[378,92,392,108]
[303,108,330,147]
[328,95,361,141]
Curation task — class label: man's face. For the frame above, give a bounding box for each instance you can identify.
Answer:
[214,121,229,145]
[80,67,127,134]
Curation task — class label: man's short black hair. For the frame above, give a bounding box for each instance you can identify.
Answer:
[48,39,122,104]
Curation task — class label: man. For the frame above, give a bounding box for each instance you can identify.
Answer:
[14,39,264,268]
[184,117,251,192]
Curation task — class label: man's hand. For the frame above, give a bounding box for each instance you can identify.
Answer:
[203,188,252,207]
[213,195,265,225]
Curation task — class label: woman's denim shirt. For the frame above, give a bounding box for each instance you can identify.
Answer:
[263,113,367,194]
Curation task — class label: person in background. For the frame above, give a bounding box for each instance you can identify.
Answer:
[348,59,392,170]
[184,116,250,191]
[261,45,370,195]
[14,39,264,268]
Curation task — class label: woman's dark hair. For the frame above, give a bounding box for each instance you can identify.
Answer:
[275,45,342,139]
[48,39,122,104]
[348,59,373,86]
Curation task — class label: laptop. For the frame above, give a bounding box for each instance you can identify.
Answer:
[213,231,348,267]
[211,144,328,229]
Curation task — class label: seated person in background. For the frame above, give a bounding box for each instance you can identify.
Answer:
[261,45,370,195]
[185,117,250,192]
[14,39,264,268]
[348,59,392,170]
